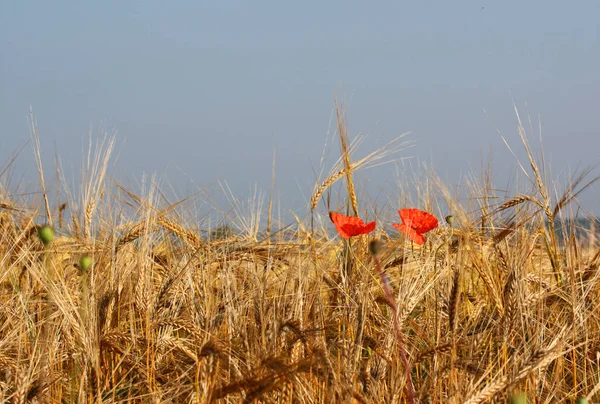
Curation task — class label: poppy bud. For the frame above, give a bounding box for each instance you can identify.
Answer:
[369,240,382,255]
[576,398,588,404]
[38,225,55,245]
[445,215,454,227]
[79,255,92,273]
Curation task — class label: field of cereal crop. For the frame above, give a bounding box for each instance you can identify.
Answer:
[1,108,599,403]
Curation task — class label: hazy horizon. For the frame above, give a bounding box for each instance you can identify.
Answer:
[2,2,599,221]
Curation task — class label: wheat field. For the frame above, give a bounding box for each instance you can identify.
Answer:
[0,109,599,403]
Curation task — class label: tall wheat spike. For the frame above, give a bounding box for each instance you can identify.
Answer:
[335,100,358,216]
[310,132,411,210]
[29,108,53,227]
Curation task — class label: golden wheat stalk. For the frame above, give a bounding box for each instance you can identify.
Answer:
[310,167,348,211]
[335,101,358,216]
[464,330,566,404]
[310,133,411,211]
[82,135,115,242]
[157,216,204,249]
[29,108,53,227]
[116,221,150,249]
[495,194,538,212]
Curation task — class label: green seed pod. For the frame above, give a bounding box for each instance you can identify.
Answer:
[576,398,588,404]
[445,215,454,227]
[38,226,55,245]
[79,255,92,273]
[509,392,527,404]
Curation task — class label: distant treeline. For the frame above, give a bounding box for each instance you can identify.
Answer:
[553,217,600,243]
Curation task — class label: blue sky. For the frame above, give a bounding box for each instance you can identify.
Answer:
[1,2,599,220]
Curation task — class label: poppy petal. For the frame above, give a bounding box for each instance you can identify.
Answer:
[362,220,377,235]
[342,220,376,237]
[329,211,376,238]
[392,223,425,245]
[398,208,438,234]
[339,224,359,238]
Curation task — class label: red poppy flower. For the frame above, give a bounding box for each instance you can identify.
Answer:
[329,211,376,239]
[392,208,438,245]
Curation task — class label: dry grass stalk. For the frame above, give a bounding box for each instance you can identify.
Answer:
[116,220,150,249]
[335,100,358,216]
[310,133,411,211]
[157,216,203,250]
[267,147,277,237]
[448,267,461,334]
[553,165,600,217]
[0,202,26,213]
[29,108,52,227]
[464,331,566,404]
[79,135,116,241]
[495,194,542,213]
[310,167,349,211]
